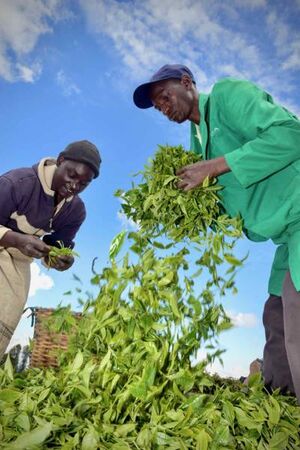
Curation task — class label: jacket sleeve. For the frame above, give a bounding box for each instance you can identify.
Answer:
[43,201,86,249]
[217,80,300,188]
[0,176,17,240]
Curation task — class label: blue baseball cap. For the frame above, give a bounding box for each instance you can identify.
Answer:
[133,64,196,109]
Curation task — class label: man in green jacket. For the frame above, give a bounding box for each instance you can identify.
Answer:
[133,64,300,403]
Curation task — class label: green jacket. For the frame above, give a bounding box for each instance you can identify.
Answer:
[190,78,300,295]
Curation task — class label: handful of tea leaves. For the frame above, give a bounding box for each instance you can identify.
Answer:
[116,145,243,293]
[47,241,79,266]
[116,145,242,241]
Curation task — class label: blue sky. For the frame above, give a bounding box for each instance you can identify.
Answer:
[1,0,300,378]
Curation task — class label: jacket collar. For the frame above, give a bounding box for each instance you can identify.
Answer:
[36,157,73,202]
[37,157,56,196]
[190,93,209,160]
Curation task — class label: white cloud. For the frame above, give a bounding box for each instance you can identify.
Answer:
[16,61,42,82]
[0,41,13,80]
[29,261,54,297]
[80,0,299,106]
[80,0,259,80]
[218,64,248,79]
[117,210,139,231]
[80,0,215,84]
[281,41,300,71]
[56,69,81,96]
[0,0,64,82]
[266,9,300,73]
[233,0,266,7]
[79,1,264,87]
[227,311,258,328]
[266,10,289,52]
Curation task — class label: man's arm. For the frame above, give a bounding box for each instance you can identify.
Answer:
[0,231,50,258]
[0,176,50,258]
[179,80,300,191]
[216,79,300,188]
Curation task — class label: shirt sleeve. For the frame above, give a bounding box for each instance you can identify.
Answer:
[217,80,300,188]
[268,244,288,296]
[0,176,17,240]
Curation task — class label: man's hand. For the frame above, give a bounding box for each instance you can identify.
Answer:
[176,156,230,191]
[45,254,74,271]
[0,232,50,258]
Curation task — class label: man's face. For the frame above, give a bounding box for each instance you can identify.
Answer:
[150,77,194,123]
[52,158,95,201]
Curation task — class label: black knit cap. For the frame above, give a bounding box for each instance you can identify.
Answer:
[59,140,101,178]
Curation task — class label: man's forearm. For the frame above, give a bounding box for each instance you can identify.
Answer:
[0,230,23,248]
[209,156,231,178]
[0,230,50,258]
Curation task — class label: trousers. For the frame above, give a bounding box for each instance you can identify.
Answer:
[0,247,31,359]
[263,271,300,403]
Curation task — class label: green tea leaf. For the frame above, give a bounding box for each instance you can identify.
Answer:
[70,350,84,371]
[109,230,127,260]
[0,389,21,403]
[81,429,98,450]
[6,422,52,449]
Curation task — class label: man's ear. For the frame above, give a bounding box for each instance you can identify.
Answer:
[57,156,64,166]
[181,75,192,89]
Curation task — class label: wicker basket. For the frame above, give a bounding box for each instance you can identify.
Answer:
[30,307,81,368]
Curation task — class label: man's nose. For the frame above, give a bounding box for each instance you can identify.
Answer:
[70,181,79,192]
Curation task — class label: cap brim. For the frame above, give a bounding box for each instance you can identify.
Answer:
[133,82,155,109]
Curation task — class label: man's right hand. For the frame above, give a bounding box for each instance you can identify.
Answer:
[176,156,231,191]
[0,231,50,258]
[16,235,51,258]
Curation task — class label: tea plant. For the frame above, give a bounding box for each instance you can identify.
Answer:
[0,232,299,448]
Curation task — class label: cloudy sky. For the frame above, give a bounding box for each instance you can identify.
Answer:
[1,0,299,377]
